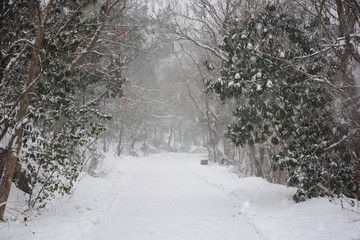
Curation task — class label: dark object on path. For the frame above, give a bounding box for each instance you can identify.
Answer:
[200,160,208,165]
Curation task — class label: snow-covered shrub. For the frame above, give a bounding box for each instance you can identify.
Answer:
[210,4,359,202]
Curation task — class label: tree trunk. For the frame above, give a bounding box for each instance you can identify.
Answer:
[246,146,253,176]
[249,144,264,178]
[103,134,107,152]
[0,151,18,219]
[117,83,129,156]
[0,3,45,220]
[168,122,174,151]
[0,150,5,180]
[117,126,123,156]
[259,147,265,177]
[173,128,176,151]
[205,96,217,161]
[335,0,360,199]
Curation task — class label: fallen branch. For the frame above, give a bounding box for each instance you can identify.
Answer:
[0,201,16,207]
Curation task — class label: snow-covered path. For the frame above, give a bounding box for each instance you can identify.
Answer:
[81,153,263,240]
[2,152,359,239]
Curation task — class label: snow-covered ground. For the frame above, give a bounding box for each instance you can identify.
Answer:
[80,153,262,240]
[0,151,142,240]
[188,159,360,240]
[1,152,359,240]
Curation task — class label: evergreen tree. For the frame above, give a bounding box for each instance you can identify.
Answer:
[210,4,359,202]
[0,0,122,218]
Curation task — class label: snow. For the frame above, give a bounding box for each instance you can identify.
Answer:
[40,0,50,7]
[0,131,10,149]
[81,153,262,240]
[5,57,17,71]
[188,161,360,240]
[216,77,223,85]
[256,23,262,32]
[1,152,359,240]
[1,151,142,240]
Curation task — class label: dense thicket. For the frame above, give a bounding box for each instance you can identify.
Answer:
[0,0,143,220]
[210,3,359,202]
[159,0,360,202]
